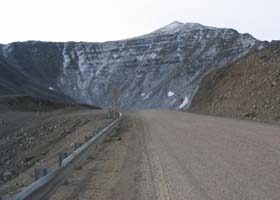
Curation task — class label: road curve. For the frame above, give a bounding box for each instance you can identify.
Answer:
[136,110,280,200]
[50,110,280,200]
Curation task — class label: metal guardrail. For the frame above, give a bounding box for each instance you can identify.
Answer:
[15,112,122,200]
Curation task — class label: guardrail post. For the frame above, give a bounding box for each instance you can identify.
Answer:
[107,110,112,119]
[107,109,118,119]
[59,151,69,167]
[91,127,101,136]
[85,136,91,142]
[34,168,50,180]
[74,143,83,150]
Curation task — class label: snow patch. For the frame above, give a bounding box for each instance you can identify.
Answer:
[178,96,189,109]
[168,91,174,97]
[150,53,157,59]
[48,87,55,91]
[143,93,150,100]
[156,21,184,34]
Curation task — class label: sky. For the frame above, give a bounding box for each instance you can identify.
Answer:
[0,0,279,44]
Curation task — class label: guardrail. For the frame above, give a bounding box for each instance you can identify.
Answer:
[15,111,122,200]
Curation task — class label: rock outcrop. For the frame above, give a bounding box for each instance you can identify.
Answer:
[0,21,265,109]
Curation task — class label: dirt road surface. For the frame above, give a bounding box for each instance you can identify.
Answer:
[50,110,280,200]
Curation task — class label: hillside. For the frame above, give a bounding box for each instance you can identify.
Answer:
[0,22,265,109]
[0,55,75,103]
[189,42,280,124]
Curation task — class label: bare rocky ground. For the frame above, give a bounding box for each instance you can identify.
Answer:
[189,42,280,124]
[0,98,110,199]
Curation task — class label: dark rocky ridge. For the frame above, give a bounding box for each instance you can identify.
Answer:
[0,22,266,109]
[0,50,74,103]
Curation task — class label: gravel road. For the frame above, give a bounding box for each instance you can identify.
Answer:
[50,110,280,200]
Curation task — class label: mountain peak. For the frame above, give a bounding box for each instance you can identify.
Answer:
[154,21,185,34]
[154,21,215,35]
[169,21,184,26]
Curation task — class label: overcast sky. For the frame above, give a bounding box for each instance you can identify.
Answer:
[0,0,279,44]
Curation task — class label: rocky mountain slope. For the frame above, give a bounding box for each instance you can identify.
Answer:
[0,53,74,103]
[0,21,265,109]
[189,42,280,124]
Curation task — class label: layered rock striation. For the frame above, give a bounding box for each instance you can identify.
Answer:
[0,22,265,109]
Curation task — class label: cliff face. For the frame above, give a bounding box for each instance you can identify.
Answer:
[189,42,280,124]
[0,22,264,109]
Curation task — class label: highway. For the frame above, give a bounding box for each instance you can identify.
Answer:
[50,110,280,200]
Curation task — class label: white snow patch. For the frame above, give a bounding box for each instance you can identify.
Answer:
[156,21,184,34]
[178,96,189,109]
[168,91,174,97]
[143,93,150,100]
[48,87,55,91]
[150,53,157,59]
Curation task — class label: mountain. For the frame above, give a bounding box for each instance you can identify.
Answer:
[0,44,74,103]
[0,21,266,109]
[189,41,280,124]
